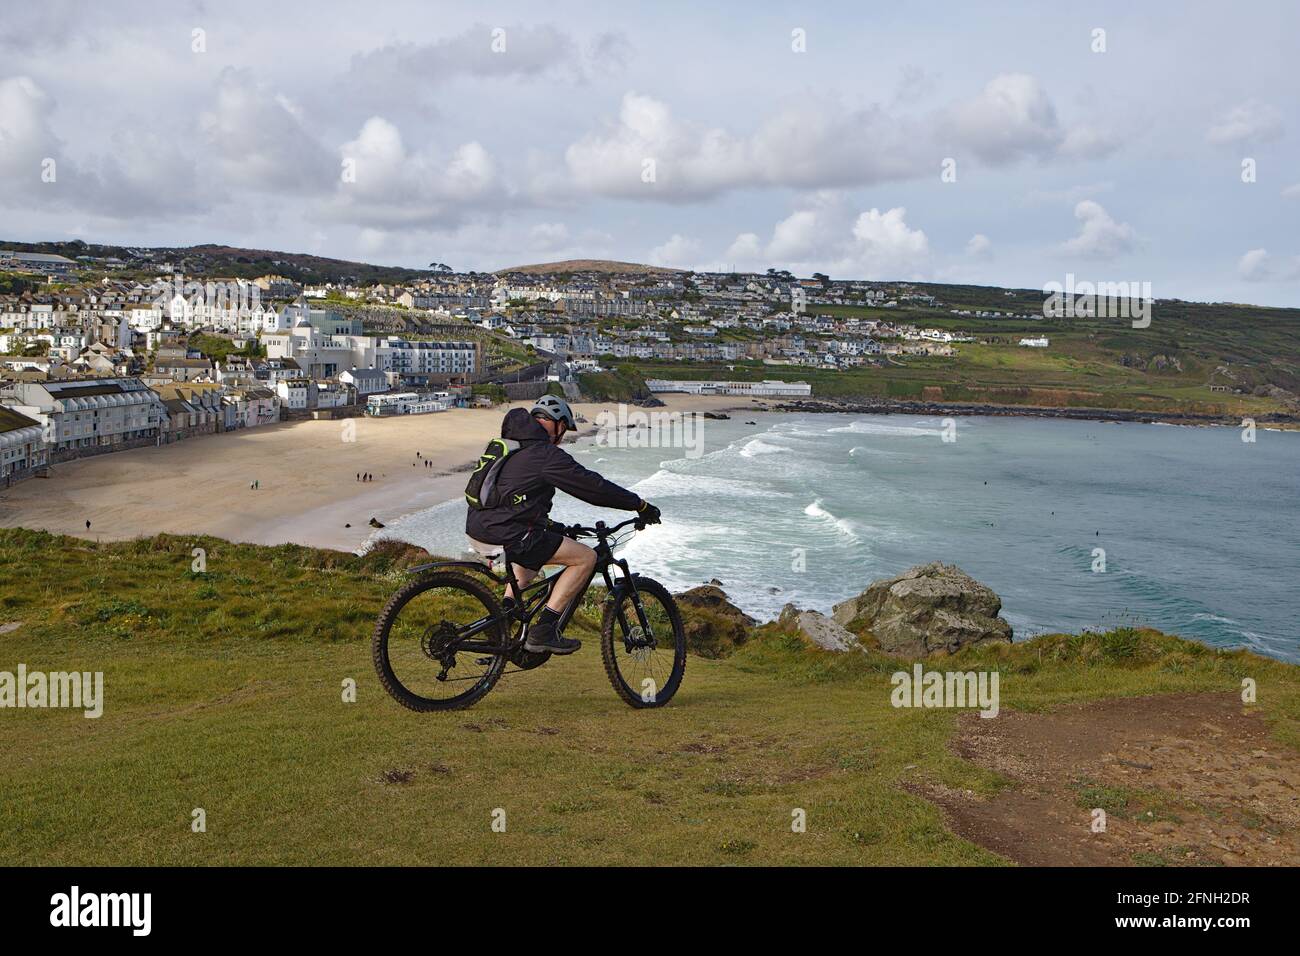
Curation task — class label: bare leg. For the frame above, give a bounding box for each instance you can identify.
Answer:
[506,564,537,603]
[541,538,598,617]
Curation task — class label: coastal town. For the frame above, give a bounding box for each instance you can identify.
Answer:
[0,244,1049,486]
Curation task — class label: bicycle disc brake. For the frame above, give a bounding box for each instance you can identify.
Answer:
[624,623,655,661]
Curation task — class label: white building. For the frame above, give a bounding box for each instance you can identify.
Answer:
[0,406,48,480]
[275,379,310,410]
[1019,336,1050,348]
[339,367,389,396]
[0,377,168,453]
[265,326,477,382]
[365,392,449,416]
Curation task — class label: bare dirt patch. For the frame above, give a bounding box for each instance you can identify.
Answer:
[911,692,1300,866]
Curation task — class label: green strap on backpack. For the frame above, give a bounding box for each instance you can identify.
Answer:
[464,438,521,509]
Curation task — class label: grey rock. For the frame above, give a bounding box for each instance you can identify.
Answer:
[832,562,1012,656]
[778,604,861,652]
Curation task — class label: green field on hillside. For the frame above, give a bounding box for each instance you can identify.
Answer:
[751,294,1300,416]
[1,529,1295,865]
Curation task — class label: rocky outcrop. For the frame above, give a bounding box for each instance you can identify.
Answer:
[833,562,1012,656]
[777,605,860,652]
[675,585,756,659]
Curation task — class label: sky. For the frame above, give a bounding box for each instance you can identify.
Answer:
[0,0,1296,305]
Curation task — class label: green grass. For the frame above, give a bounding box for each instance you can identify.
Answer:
[578,365,652,402]
[1,528,1296,865]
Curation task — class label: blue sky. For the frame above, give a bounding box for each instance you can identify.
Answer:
[0,0,1296,304]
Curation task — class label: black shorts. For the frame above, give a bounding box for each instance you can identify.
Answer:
[507,528,564,571]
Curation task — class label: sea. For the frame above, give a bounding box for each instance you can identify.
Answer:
[370,413,1300,663]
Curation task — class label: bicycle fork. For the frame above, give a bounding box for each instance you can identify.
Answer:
[603,561,655,651]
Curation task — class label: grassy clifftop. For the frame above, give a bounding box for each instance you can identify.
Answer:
[576,365,653,402]
[1,528,1295,865]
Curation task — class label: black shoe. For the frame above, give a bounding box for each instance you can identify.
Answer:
[524,622,581,655]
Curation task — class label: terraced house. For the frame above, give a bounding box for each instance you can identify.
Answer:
[0,406,48,484]
[0,377,167,460]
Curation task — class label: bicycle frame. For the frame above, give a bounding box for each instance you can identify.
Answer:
[409,518,652,657]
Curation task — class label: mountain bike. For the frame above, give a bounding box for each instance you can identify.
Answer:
[372,517,686,711]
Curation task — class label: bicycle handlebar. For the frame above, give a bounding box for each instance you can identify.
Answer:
[564,516,646,539]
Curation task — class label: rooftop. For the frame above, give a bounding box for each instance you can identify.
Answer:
[0,406,42,434]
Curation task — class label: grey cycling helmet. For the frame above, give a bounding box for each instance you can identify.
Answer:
[531,394,576,430]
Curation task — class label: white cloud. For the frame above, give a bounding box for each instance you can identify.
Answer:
[1206,100,1284,146]
[1238,248,1300,281]
[724,197,929,279]
[948,73,1061,162]
[1058,125,1120,160]
[344,24,624,96]
[200,68,335,194]
[563,93,750,202]
[1281,183,1300,200]
[767,210,823,261]
[723,232,763,267]
[647,233,702,268]
[1058,200,1138,260]
[844,207,931,278]
[947,74,1117,164]
[966,234,992,257]
[0,74,202,218]
[326,117,500,228]
[562,90,929,201]
[564,75,1114,202]
[0,75,67,204]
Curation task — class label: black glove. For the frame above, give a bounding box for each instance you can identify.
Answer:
[638,501,662,525]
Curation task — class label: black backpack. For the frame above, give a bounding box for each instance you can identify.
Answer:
[464,438,520,509]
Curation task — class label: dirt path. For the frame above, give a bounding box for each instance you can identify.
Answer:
[911,692,1300,866]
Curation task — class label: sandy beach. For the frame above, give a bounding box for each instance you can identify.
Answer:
[0,394,763,552]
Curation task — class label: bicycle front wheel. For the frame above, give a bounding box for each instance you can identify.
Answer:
[372,571,507,711]
[600,575,686,708]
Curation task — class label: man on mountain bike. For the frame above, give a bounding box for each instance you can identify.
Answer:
[465,395,661,656]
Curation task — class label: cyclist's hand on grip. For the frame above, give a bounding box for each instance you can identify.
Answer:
[638,500,662,526]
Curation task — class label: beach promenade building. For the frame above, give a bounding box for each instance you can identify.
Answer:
[275,379,310,411]
[222,387,281,429]
[367,339,478,380]
[0,377,168,459]
[339,367,389,396]
[0,406,48,483]
[152,383,222,441]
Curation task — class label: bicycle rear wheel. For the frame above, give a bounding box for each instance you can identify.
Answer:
[600,575,686,708]
[372,571,508,711]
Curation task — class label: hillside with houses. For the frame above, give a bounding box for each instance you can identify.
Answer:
[3,244,1298,486]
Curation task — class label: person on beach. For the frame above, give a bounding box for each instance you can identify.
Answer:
[465,395,660,656]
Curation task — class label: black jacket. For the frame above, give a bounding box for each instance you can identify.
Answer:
[465,407,642,545]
